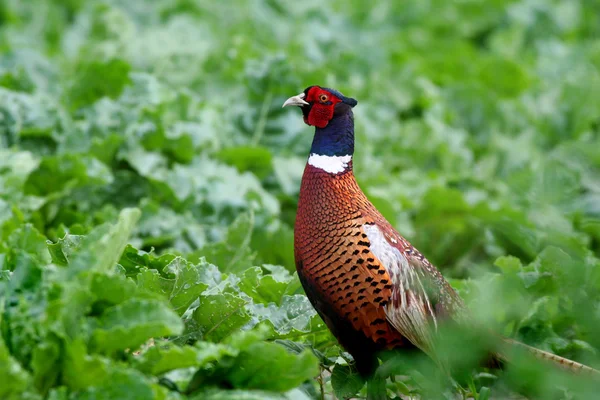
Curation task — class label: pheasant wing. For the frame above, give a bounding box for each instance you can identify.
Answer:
[363,222,466,361]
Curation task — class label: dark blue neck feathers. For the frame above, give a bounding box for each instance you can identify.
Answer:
[309,109,355,157]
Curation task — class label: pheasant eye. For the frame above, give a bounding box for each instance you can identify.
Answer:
[319,94,328,103]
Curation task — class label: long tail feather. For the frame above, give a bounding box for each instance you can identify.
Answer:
[498,338,600,378]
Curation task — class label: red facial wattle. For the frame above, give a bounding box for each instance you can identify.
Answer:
[304,87,342,128]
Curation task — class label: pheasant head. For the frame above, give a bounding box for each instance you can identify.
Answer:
[283,86,358,172]
[283,85,358,128]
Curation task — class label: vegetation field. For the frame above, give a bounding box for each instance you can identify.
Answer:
[1,0,600,399]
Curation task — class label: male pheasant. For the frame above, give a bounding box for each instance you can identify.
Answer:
[283,86,599,393]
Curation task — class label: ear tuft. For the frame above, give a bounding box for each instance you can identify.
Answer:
[344,97,358,107]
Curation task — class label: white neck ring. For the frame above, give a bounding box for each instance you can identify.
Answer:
[308,154,352,174]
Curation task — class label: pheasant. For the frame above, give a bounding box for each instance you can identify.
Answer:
[283,85,599,396]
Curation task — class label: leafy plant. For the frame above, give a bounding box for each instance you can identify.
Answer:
[1,0,600,398]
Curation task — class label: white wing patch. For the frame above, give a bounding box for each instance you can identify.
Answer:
[307,153,352,174]
[363,223,438,357]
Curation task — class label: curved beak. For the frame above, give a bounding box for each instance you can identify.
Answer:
[282,93,309,108]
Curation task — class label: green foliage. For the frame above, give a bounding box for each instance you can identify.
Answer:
[1,0,600,398]
[66,59,132,112]
[331,364,366,399]
[0,210,321,399]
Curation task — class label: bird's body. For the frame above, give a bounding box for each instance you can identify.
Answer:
[296,157,464,375]
[295,160,410,375]
[284,86,599,386]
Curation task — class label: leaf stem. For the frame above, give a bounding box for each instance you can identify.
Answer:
[318,367,325,400]
[252,90,273,146]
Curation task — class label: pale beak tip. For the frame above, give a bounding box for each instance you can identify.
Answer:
[282,93,309,108]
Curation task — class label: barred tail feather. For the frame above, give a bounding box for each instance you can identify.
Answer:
[499,338,600,378]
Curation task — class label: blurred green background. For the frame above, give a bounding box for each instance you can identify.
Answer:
[2,0,600,399]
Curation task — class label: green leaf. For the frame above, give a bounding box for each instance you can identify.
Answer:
[479,386,491,400]
[92,298,184,353]
[195,340,238,364]
[252,295,316,335]
[137,257,209,316]
[331,363,365,400]
[252,222,295,269]
[67,208,140,278]
[191,212,256,274]
[66,59,132,111]
[0,336,34,400]
[135,200,207,251]
[174,340,240,394]
[47,388,68,400]
[90,134,124,166]
[62,339,110,390]
[118,245,177,277]
[225,331,319,392]
[90,272,137,306]
[46,233,84,266]
[24,154,113,197]
[272,156,304,197]
[494,255,522,275]
[489,215,540,259]
[192,293,251,342]
[31,333,62,394]
[71,368,163,400]
[6,251,43,292]
[238,266,295,305]
[133,342,199,375]
[6,224,51,267]
[190,389,287,400]
[476,57,530,98]
[215,146,273,180]
[0,89,63,148]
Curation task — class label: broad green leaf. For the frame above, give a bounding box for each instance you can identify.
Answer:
[67,208,140,278]
[272,156,304,197]
[31,333,62,394]
[71,368,163,400]
[476,57,530,98]
[191,212,256,274]
[252,221,296,269]
[194,341,239,369]
[252,295,316,335]
[489,215,540,260]
[6,251,43,292]
[331,363,365,400]
[192,293,251,342]
[0,88,63,149]
[494,255,522,275]
[90,134,124,166]
[135,199,207,252]
[226,335,319,392]
[215,146,273,180]
[182,341,240,393]
[190,389,287,400]
[118,245,177,277]
[92,298,184,353]
[133,342,199,375]
[0,336,34,400]
[238,266,295,305]
[6,224,51,267]
[23,154,113,197]
[46,233,84,266]
[47,388,68,400]
[137,257,209,315]
[90,272,137,306]
[66,59,132,111]
[62,339,111,390]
